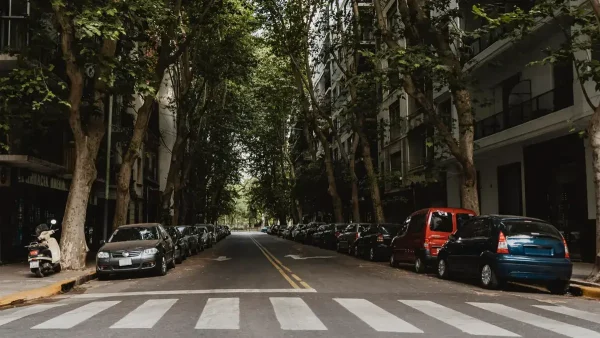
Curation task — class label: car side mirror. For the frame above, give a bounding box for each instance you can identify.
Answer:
[448,234,456,241]
[99,239,106,246]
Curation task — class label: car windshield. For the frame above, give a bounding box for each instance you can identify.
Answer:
[380,225,401,234]
[109,227,159,242]
[502,220,562,239]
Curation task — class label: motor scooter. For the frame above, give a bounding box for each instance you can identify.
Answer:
[26,220,61,277]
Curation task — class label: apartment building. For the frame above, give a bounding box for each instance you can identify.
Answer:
[0,2,172,261]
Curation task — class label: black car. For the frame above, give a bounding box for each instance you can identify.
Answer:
[165,226,188,263]
[96,223,176,279]
[320,223,348,249]
[177,225,202,255]
[353,223,404,261]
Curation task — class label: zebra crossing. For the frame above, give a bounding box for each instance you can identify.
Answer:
[1,296,599,336]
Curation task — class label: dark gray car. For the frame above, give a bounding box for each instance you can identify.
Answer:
[96,223,176,279]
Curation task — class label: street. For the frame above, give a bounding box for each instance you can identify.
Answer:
[1,232,599,338]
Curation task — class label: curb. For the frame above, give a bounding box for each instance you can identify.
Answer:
[569,280,600,300]
[0,270,97,307]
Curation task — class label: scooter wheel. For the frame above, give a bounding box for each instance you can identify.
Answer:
[32,268,44,278]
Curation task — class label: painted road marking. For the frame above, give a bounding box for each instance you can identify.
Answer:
[249,236,301,289]
[251,235,314,289]
[32,301,120,329]
[0,304,64,327]
[196,298,240,329]
[401,300,519,336]
[58,288,317,299]
[270,297,327,330]
[534,305,600,323]
[335,298,422,333]
[284,254,335,260]
[469,303,600,338]
[110,299,177,329]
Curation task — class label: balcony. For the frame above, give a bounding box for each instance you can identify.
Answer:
[1,16,28,53]
[465,26,506,60]
[475,85,573,140]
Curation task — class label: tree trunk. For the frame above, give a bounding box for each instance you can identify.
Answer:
[349,133,361,223]
[358,130,385,223]
[588,106,600,282]
[454,89,480,214]
[313,125,345,223]
[112,97,154,230]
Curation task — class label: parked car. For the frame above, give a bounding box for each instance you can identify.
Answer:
[205,225,217,245]
[261,226,269,233]
[224,225,231,236]
[436,215,572,294]
[318,223,348,249]
[337,223,370,254]
[303,222,325,245]
[177,225,202,255]
[96,223,176,279]
[283,225,297,239]
[354,223,405,261]
[165,226,188,263]
[195,225,212,248]
[292,224,306,241]
[390,208,475,273]
[310,225,328,247]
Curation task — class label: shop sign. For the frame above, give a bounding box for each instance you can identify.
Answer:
[17,171,69,191]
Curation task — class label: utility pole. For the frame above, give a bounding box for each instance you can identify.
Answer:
[103,95,114,241]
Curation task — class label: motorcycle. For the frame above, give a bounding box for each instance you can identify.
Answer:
[26,220,61,277]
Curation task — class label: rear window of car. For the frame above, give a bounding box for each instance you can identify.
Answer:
[456,213,474,229]
[429,211,453,232]
[380,225,402,235]
[502,220,562,239]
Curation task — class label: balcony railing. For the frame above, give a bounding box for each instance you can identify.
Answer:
[465,26,506,60]
[1,17,28,52]
[475,85,573,140]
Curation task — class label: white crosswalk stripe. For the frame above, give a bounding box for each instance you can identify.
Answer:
[534,305,600,324]
[335,298,422,333]
[32,301,120,329]
[469,302,600,338]
[270,297,327,330]
[111,299,177,329]
[401,300,519,336]
[0,296,598,336]
[196,298,240,329]
[0,304,64,327]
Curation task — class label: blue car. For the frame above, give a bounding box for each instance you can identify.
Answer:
[436,215,572,294]
[261,226,269,233]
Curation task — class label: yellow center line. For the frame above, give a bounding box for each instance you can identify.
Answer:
[253,239,292,273]
[250,236,299,289]
[291,274,302,282]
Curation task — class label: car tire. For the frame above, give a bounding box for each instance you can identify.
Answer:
[354,245,360,258]
[168,253,176,269]
[336,242,341,252]
[347,245,353,255]
[390,254,399,268]
[414,257,425,274]
[437,258,450,279]
[175,252,183,264]
[480,263,500,289]
[369,248,377,261]
[547,281,569,295]
[156,256,168,276]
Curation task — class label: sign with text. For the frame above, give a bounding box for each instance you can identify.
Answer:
[17,170,69,191]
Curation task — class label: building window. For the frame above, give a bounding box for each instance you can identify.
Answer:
[389,100,401,140]
[0,0,29,51]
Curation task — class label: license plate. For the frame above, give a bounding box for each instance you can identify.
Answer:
[30,261,39,268]
[118,258,133,266]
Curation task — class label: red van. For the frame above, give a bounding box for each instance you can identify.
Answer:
[389,208,476,273]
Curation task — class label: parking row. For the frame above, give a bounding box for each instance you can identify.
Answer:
[266,207,573,295]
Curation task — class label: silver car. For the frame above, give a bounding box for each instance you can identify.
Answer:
[195,225,212,248]
[96,223,176,279]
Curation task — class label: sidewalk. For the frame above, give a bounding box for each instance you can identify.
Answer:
[572,261,596,281]
[0,255,97,307]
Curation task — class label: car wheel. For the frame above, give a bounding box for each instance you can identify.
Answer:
[175,251,183,264]
[354,245,360,258]
[547,281,569,295]
[347,245,353,255]
[336,242,341,252]
[157,256,168,276]
[480,263,500,289]
[168,253,176,269]
[437,258,450,279]
[414,257,425,274]
[200,244,205,252]
[390,254,398,268]
[369,248,377,261]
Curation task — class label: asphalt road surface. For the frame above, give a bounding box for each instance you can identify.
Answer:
[1,232,600,338]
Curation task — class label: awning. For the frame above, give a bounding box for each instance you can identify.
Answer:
[0,155,66,175]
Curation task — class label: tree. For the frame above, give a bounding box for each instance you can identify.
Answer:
[370,0,487,214]
[473,0,600,281]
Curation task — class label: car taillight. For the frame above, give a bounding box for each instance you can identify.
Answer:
[335,231,340,237]
[355,232,360,240]
[29,250,38,256]
[497,232,509,254]
[562,237,570,259]
[377,234,384,242]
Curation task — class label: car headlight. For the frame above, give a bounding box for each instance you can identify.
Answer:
[97,252,109,259]
[143,248,159,255]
